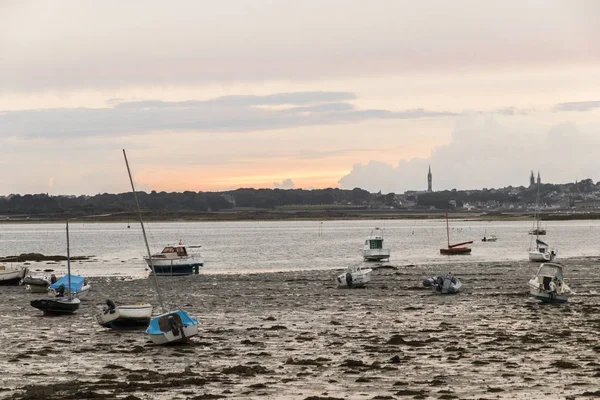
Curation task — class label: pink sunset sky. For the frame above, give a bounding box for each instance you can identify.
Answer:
[1,0,599,195]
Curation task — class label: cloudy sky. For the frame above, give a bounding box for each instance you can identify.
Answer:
[1,0,599,195]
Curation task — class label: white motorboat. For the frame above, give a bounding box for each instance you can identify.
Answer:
[362,228,390,261]
[481,235,497,242]
[22,274,57,293]
[423,272,462,294]
[336,265,372,288]
[96,300,153,330]
[528,239,557,262]
[528,262,571,303]
[0,265,28,285]
[144,244,204,276]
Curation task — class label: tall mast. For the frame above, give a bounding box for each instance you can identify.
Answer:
[445,213,450,248]
[66,220,72,299]
[122,149,165,312]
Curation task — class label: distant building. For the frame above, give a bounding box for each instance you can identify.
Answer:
[530,171,535,187]
[537,171,541,185]
[427,165,432,192]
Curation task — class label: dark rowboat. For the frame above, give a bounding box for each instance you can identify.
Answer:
[30,297,81,315]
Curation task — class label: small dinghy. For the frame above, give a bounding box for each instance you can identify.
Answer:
[146,310,199,345]
[528,262,571,303]
[423,272,462,294]
[48,274,91,298]
[336,265,372,288]
[31,221,81,315]
[22,274,57,293]
[96,300,153,330]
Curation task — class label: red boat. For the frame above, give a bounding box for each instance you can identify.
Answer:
[440,214,473,255]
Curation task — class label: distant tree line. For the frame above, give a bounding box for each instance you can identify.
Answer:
[0,188,373,216]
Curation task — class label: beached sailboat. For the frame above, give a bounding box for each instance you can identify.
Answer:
[528,262,571,303]
[96,300,153,330]
[529,182,556,262]
[336,265,372,288]
[30,221,81,315]
[123,149,198,344]
[362,227,390,261]
[440,214,472,255]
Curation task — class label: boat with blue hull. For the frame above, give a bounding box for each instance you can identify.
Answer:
[144,244,203,276]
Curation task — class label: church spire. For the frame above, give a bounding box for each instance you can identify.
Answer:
[427,165,432,192]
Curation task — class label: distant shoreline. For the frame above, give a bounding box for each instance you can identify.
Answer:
[2,209,600,223]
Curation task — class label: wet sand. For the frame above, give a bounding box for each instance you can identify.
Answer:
[1,258,599,400]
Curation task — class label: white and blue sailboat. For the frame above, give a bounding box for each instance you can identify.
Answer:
[123,150,198,344]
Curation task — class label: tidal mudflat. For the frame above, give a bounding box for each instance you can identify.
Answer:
[1,258,599,399]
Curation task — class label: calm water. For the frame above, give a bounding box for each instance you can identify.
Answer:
[1,219,599,277]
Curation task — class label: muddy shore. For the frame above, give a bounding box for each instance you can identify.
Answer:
[1,258,599,400]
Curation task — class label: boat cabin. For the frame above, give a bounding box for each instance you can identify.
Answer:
[365,237,384,249]
[160,246,188,257]
[535,263,564,289]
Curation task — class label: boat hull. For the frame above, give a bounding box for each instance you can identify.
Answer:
[96,304,153,330]
[440,247,471,255]
[25,284,51,293]
[146,310,199,345]
[145,256,203,276]
[528,281,569,303]
[149,264,202,276]
[528,250,555,262]
[0,266,28,285]
[48,284,91,298]
[31,297,81,314]
[362,250,390,261]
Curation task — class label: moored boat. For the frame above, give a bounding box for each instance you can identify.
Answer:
[0,264,28,285]
[144,244,204,276]
[22,274,57,293]
[440,214,472,255]
[336,265,372,288]
[528,262,571,303]
[481,235,497,242]
[48,274,91,298]
[362,228,390,261]
[96,300,153,330]
[528,239,557,262]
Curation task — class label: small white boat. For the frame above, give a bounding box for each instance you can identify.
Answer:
[96,300,153,330]
[144,244,204,276]
[22,274,57,293]
[47,274,91,298]
[0,265,28,285]
[423,273,462,294]
[528,239,557,262]
[362,228,390,261]
[336,265,372,288]
[481,235,497,242]
[528,262,571,303]
[146,310,199,344]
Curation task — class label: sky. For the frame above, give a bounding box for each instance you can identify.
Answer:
[1,0,600,195]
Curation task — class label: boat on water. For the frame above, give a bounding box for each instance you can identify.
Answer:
[96,300,153,330]
[481,235,497,242]
[423,273,462,294]
[336,265,372,288]
[440,214,472,255]
[362,227,390,261]
[30,221,81,315]
[124,149,198,344]
[22,274,57,293]
[529,238,557,262]
[144,244,204,276]
[528,262,571,303]
[528,228,546,235]
[47,274,91,298]
[528,181,556,262]
[0,264,28,285]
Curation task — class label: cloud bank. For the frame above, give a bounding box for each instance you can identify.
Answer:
[339,114,600,193]
[0,92,456,139]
